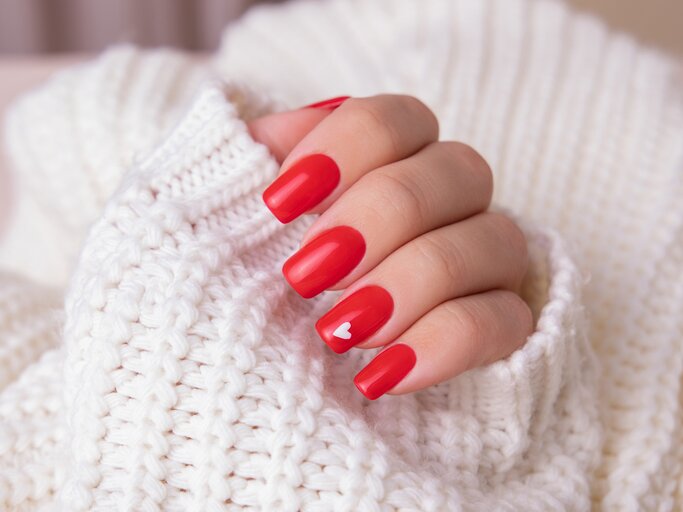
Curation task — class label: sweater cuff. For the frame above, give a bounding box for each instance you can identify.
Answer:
[441,209,602,476]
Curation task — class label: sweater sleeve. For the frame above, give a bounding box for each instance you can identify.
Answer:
[48,79,599,511]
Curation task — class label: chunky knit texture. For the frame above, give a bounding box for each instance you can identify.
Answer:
[1,0,682,510]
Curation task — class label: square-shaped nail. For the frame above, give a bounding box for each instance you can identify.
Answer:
[282,225,365,298]
[315,285,393,353]
[354,344,416,400]
[262,153,340,223]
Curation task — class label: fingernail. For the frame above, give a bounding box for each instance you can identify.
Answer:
[353,344,416,400]
[262,153,340,223]
[301,95,350,110]
[282,226,365,298]
[315,285,394,353]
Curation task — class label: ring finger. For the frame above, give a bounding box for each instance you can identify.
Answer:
[353,290,534,399]
[313,211,529,353]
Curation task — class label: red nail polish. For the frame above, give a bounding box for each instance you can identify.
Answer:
[262,153,340,224]
[302,96,350,110]
[282,226,365,298]
[315,286,394,353]
[354,344,416,400]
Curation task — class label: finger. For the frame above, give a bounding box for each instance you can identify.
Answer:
[313,212,528,352]
[262,94,439,223]
[247,96,349,163]
[353,290,534,400]
[298,140,493,274]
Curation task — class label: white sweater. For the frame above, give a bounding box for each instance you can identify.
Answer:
[1,0,682,510]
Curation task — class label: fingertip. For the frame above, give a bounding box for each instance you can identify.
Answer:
[247,107,330,164]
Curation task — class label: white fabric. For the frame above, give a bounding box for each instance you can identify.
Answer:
[1,0,682,510]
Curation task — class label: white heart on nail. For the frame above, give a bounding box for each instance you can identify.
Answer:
[333,321,352,340]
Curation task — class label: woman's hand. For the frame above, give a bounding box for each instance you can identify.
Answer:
[248,95,533,400]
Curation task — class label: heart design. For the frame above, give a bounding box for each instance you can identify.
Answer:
[333,321,352,340]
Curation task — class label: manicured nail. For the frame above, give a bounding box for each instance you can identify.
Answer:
[262,153,340,224]
[353,344,416,400]
[282,226,365,299]
[315,285,394,353]
[301,96,350,110]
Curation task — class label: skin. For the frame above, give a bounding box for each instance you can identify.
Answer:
[248,94,533,395]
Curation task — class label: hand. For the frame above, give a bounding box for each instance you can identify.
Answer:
[249,94,532,400]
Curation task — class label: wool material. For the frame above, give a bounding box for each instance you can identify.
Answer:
[1,0,682,510]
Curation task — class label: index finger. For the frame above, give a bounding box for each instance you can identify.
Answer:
[262,94,439,224]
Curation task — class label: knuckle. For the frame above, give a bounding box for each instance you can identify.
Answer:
[369,168,427,229]
[446,301,488,369]
[431,141,493,203]
[413,233,465,286]
[434,140,465,160]
[454,143,494,200]
[350,100,404,156]
[496,291,534,350]
[484,212,529,276]
[349,95,439,156]
[457,142,490,174]
[444,291,533,371]
[394,94,439,140]
[512,294,535,338]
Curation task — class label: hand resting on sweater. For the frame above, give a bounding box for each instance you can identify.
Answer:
[250,94,533,399]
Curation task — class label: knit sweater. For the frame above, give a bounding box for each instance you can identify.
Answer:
[1,0,682,510]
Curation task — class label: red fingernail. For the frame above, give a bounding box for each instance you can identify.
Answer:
[282,226,365,298]
[315,285,394,353]
[353,344,416,400]
[262,154,340,224]
[301,96,350,110]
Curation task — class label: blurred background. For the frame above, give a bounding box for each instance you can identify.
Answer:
[0,0,681,56]
[0,0,285,54]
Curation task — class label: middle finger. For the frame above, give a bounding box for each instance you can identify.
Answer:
[281,141,493,298]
